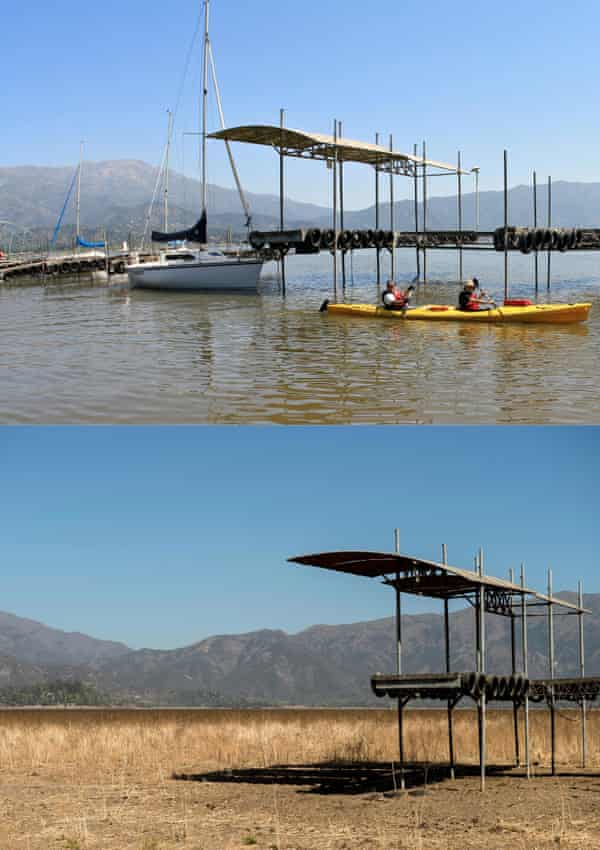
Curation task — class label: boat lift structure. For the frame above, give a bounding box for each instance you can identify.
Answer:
[210,121,466,296]
[288,535,595,791]
[210,121,600,300]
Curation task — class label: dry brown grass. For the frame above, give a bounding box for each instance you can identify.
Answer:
[0,707,597,775]
[0,707,599,850]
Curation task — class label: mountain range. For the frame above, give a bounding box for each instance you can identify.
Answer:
[1,593,598,706]
[2,160,600,247]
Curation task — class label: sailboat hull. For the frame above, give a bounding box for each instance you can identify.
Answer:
[127,259,263,291]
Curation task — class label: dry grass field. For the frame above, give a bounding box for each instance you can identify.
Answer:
[1,707,599,850]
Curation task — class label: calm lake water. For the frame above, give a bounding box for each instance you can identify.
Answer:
[1,249,599,423]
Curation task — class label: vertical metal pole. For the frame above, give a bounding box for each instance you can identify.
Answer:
[479,549,486,669]
[394,529,402,673]
[76,140,83,246]
[442,543,455,779]
[375,133,381,288]
[520,564,530,778]
[509,567,520,766]
[338,121,346,291]
[444,596,450,669]
[201,0,209,216]
[413,144,420,281]
[457,151,463,282]
[422,141,428,284]
[548,568,556,776]
[503,150,509,300]
[474,167,480,232]
[279,108,286,296]
[547,176,552,290]
[332,119,338,298]
[478,548,486,792]
[389,135,395,281]
[474,555,481,673]
[164,110,173,233]
[533,171,539,294]
[394,528,405,790]
[578,579,586,769]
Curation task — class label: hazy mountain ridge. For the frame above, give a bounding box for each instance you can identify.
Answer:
[2,161,600,244]
[1,595,599,705]
[0,610,130,667]
[0,161,327,238]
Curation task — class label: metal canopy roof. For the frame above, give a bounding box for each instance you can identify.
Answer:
[288,551,588,613]
[208,125,464,174]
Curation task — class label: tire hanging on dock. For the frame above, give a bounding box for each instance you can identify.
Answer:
[307,228,322,249]
[321,229,336,250]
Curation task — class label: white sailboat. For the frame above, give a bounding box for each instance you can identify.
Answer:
[127,0,262,291]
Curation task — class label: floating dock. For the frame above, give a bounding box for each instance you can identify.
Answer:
[0,251,135,282]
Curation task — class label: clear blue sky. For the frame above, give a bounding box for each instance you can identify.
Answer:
[2,0,600,208]
[1,427,597,649]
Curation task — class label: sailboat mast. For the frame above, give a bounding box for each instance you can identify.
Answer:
[76,140,83,240]
[164,110,173,232]
[201,0,209,217]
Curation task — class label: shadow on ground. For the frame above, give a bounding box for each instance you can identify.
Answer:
[172,761,517,795]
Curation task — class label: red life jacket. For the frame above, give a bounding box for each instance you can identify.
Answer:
[383,288,408,307]
[465,294,480,311]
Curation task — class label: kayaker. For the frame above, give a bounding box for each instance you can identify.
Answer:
[458,278,496,311]
[382,281,415,311]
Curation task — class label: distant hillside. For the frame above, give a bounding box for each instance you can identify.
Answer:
[0,610,130,667]
[2,160,600,247]
[0,594,598,706]
[0,160,326,244]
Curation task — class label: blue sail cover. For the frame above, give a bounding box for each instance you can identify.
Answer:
[77,236,106,248]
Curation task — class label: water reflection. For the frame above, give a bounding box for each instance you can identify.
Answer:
[0,251,599,423]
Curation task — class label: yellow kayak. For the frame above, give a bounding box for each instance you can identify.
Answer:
[321,301,591,324]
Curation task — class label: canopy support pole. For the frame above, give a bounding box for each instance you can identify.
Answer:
[547,176,552,290]
[474,166,480,232]
[503,149,509,300]
[442,543,455,780]
[533,171,539,294]
[457,150,463,282]
[339,121,346,291]
[548,568,556,776]
[394,529,405,790]
[390,135,395,282]
[332,120,338,300]
[509,567,520,766]
[375,133,381,290]
[578,579,587,768]
[422,141,428,284]
[279,109,286,297]
[477,548,486,792]
[521,564,531,779]
[413,144,421,282]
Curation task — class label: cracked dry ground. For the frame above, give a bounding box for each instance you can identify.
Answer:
[2,765,600,850]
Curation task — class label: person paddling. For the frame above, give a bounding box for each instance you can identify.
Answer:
[458,278,496,311]
[382,280,415,311]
